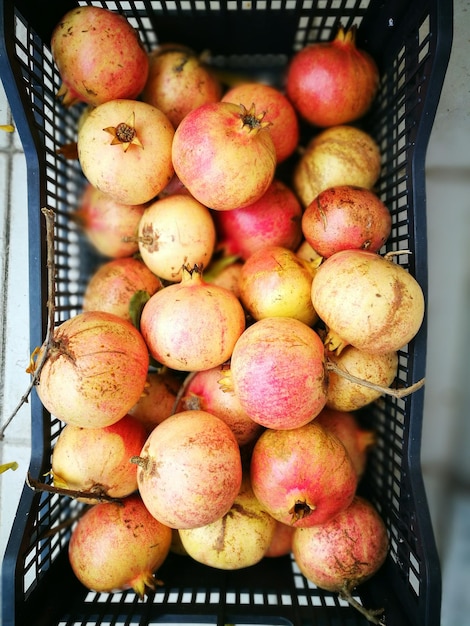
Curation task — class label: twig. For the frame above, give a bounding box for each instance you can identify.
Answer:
[26,471,124,505]
[0,208,56,440]
[339,586,386,625]
[40,506,90,539]
[326,359,425,399]
[383,249,412,262]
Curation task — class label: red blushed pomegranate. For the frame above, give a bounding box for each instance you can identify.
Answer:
[51,6,149,107]
[293,125,382,208]
[226,317,327,429]
[142,47,222,128]
[68,494,172,598]
[222,82,299,162]
[128,369,182,433]
[78,99,175,205]
[140,264,246,372]
[286,25,379,128]
[314,408,376,478]
[250,421,357,527]
[302,185,392,258]
[311,249,425,354]
[176,365,263,447]
[326,346,399,412]
[74,184,146,259]
[238,245,317,326]
[83,257,162,322]
[178,473,276,570]
[137,194,216,282]
[51,413,148,501]
[292,496,388,622]
[33,311,149,428]
[132,410,242,529]
[212,179,303,260]
[172,101,276,211]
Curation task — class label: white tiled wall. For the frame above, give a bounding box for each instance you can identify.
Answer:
[1,2,469,624]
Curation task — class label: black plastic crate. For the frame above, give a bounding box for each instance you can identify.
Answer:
[0,1,453,625]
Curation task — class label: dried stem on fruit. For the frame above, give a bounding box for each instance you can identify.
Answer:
[326,359,425,399]
[339,584,386,625]
[26,471,124,505]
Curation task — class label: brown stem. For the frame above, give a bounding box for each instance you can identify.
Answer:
[0,208,56,440]
[26,472,123,505]
[41,507,90,539]
[383,249,412,261]
[130,455,148,470]
[339,585,385,625]
[326,359,425,399]
[121,235,145,244]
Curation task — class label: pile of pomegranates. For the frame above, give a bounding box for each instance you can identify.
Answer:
[33,5,429,623]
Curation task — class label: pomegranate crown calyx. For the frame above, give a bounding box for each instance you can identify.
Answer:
[181,262,205,279]
[334,22,358,45]
[103,112,143,152]
[238,103,271,133]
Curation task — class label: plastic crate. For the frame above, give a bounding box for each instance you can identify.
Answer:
[0,1,453,625]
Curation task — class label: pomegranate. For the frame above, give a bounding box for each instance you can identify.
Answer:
[142,47,222,128]
[225,317,327,429]
[176,365,263,447]
[301,185,392,258]
[212,179,303,260]
[68,494,172,598]
[222,82,299,162]
[326,346,399,411]
[314,408,376,478]
[51,413,148,501]
[83,257,162,322]
[286,25,379,128]
[132,410,242,529]
[172,101,276,211]
[140,264,246,372]
[311,249,425,354]
[128,369,182,433]
[137,194,216,282]
[77,99,175,205]
[74,184,146,258]
[178,474,276,570]
[264,521,295,558]
[51,6,149,107]
[238,245,317,326]
[250,421,357,527]
[32,311,149,428]
[292,496,388,623]
[293,125,381,208]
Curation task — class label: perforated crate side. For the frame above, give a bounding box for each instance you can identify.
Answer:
[0,1,452,625]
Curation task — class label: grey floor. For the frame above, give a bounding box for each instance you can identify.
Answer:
[1,2,470,625]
